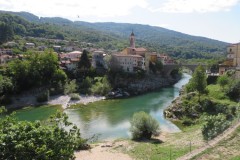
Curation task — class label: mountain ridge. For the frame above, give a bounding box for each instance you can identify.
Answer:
[0,10,228,60]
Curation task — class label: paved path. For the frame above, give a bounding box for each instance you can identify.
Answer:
[177,121,240,160]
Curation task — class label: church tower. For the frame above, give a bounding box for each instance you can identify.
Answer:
[129,30,135,48]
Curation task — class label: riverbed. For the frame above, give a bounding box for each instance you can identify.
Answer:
[14,73,191,140]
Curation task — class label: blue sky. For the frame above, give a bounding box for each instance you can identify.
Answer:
[0,0,239,43]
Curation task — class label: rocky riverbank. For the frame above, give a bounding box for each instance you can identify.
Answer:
[7,93,105,110]
[111,74,181,97]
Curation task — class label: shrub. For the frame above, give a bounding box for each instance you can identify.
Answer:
[70,93,80,100]
[226,80,240,101]
[90,76,112,95]
[201,114,230,140]
[130,111,160,140]
[36,90,49,102]
[64,79,77,95]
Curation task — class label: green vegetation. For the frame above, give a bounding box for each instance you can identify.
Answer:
[0,11,228,63]
[77,49,91,78]
[201,114,230,140]
[36,90,50,103]
[186,65,207,101]
[126,124,205,160]
[130,111,160,140]
[226,80,240,101]
[0,50,68,105]
[217,74,229,90]
[192,126,240,160]
[0,107,88,159]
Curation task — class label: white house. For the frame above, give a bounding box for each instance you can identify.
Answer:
[113,54,145,72]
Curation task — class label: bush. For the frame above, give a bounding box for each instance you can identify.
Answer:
[226,80,240,101]
[130,111,160,140]
[202,114,230,140]
[70,93,80,100]
[90,76,112,95]
[64,79,77,95]
[36,90,49,102]
[0,108,88,159]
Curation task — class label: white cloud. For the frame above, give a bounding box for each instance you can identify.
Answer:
[150,0,240,13]
[0,0,149,20]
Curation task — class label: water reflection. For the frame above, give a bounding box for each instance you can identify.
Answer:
[65,73,191,140]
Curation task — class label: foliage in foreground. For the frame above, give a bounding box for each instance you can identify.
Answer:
[130,111,160,140]
[201,114,230,141]
[0,107,88,160]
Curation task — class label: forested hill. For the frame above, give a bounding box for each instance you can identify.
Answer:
[0,10,229,61]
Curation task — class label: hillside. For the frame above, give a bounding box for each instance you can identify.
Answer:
[0,10,229,61]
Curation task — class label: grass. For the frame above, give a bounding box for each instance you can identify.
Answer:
[207,84,238,105]
[191,125,240,160]
[121,84,239,160]
[123,124,206,160]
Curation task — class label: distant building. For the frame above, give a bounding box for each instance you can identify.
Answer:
[227,43,240,67]
[25,43,35,48]
[4,41,17,47]
[53,45,61,52]
[219,43,240,75]
[92,50,107,69]
[0,49,13,55]
[0,55,14,64]
[157,54,176,64]
[113,54,145,72]
[59,51,82,71]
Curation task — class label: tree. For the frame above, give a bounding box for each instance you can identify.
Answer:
[0,22,14,44]
[0,107,88,159]
[217,75,229,90]
[186,65,207,101]
[78,49,91,78]
[0,76,13,96]
[149,61,157,74]
[130,111,160,140]
[155,61,163,72]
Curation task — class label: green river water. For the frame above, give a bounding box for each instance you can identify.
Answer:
[15,73,191,140]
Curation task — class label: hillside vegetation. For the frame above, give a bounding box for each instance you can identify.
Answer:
[0,10,228,62]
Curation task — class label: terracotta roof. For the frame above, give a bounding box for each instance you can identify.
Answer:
[135,48,147,52]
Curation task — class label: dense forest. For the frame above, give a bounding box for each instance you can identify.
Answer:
[0,10,228,62]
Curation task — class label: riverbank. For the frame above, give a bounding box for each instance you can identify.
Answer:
[113,74,181,96]
[7,93,106,110]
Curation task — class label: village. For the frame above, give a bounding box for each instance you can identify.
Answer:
[0,31,176,75]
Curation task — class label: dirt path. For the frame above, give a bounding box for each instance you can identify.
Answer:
[177,121,240,160]
[75,141,133,160]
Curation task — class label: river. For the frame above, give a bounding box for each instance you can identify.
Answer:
[65,73,191,140]
[14,73,191,140]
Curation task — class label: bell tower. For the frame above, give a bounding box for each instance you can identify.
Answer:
[129,30,135,48]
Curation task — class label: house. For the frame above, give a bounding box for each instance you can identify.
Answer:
[157,54,176,64]
[113,54,145,72]
[227,43,240,67]
[37,46,47,51]
[62,46,74,52]
[4,41,17,47]
[0,49,13,55]
[53,45,61,52]
[0,55,14,64]
[92,50,107,69]
[59,51,82,71]
[218,43,240,75]
[25,43,35,48]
